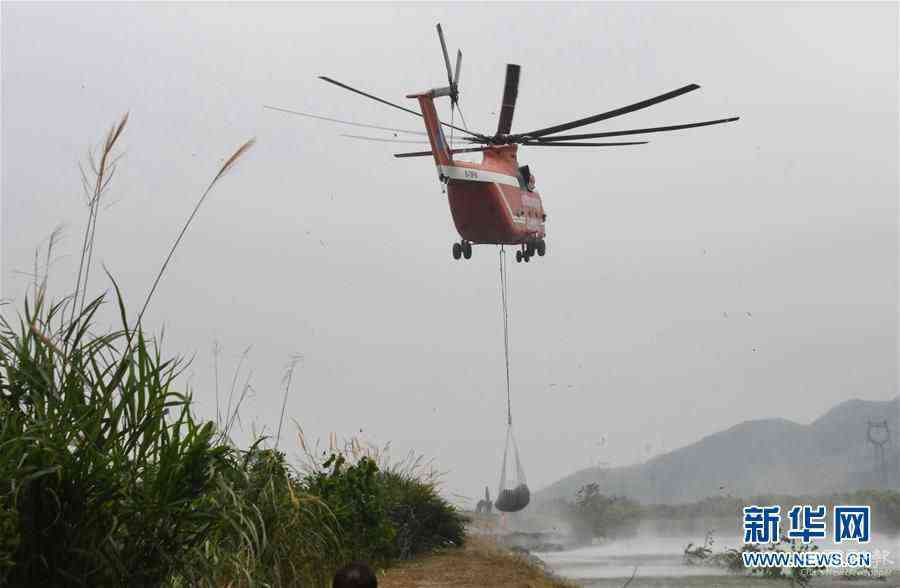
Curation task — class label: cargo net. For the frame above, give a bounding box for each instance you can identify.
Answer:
[496,423,530,512]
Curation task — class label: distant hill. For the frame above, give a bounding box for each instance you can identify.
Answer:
[536,397,900,505]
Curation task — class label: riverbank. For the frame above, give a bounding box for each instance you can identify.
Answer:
[378,535,897,588]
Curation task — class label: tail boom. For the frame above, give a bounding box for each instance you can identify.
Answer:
[409,93,453,168]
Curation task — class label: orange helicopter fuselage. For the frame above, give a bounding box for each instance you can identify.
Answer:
[413,93,546,245]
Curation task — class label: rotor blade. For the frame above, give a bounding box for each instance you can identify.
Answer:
[534,116,740,141]
[394,146,491,158]
[319,76,423,117]
[436,23,454,88]
[511,83,701,140]
[457,103,471,131]
[264,105,427,136]
[318,75,485,138]
[523,141,648,146]
[454,50,462,88]
[341,133,467,145]
[496,64,521,136]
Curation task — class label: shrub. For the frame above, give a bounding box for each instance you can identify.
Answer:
[381,469,466,560]
[304,454,396,565]
[176,446,342,587]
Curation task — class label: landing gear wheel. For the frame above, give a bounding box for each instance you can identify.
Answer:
[462,241,472,259]
[523,253,530,263]
[452,242,462,260]
[526,242,535,257]
[515,250,523,263]
[537,239,546,257]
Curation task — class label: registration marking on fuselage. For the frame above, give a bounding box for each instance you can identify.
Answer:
[438,165,520,188]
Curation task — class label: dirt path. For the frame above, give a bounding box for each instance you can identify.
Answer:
[379,535,574,588]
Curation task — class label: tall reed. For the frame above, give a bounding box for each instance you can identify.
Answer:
[2,115,468,587]
[0,116,257,585]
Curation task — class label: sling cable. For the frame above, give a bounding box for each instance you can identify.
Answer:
[494,246,530,513]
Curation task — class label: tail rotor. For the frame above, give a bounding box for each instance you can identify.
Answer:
[436,24,464,127]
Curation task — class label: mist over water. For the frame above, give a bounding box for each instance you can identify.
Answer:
[540,534,721,579]
[534,522,900,585]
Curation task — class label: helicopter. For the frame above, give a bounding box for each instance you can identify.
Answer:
[267,24,739,263]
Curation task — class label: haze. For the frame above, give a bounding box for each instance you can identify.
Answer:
[2,2,897,504]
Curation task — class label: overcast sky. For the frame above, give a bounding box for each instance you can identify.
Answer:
[2,2,898,504]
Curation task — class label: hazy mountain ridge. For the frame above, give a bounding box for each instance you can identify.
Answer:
[536,397,900,505]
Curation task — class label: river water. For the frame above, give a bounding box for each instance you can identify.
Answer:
[536,533,900,587]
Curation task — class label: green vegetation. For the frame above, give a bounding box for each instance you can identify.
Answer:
[0,291,231,586]
[174,446,342,587]
[381,467,466,559]
[0,116,466,586]
[306,454,396,566]
[171,444,465,587]
[302,451,466,569]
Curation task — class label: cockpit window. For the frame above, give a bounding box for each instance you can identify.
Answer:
[518,165,532,191]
